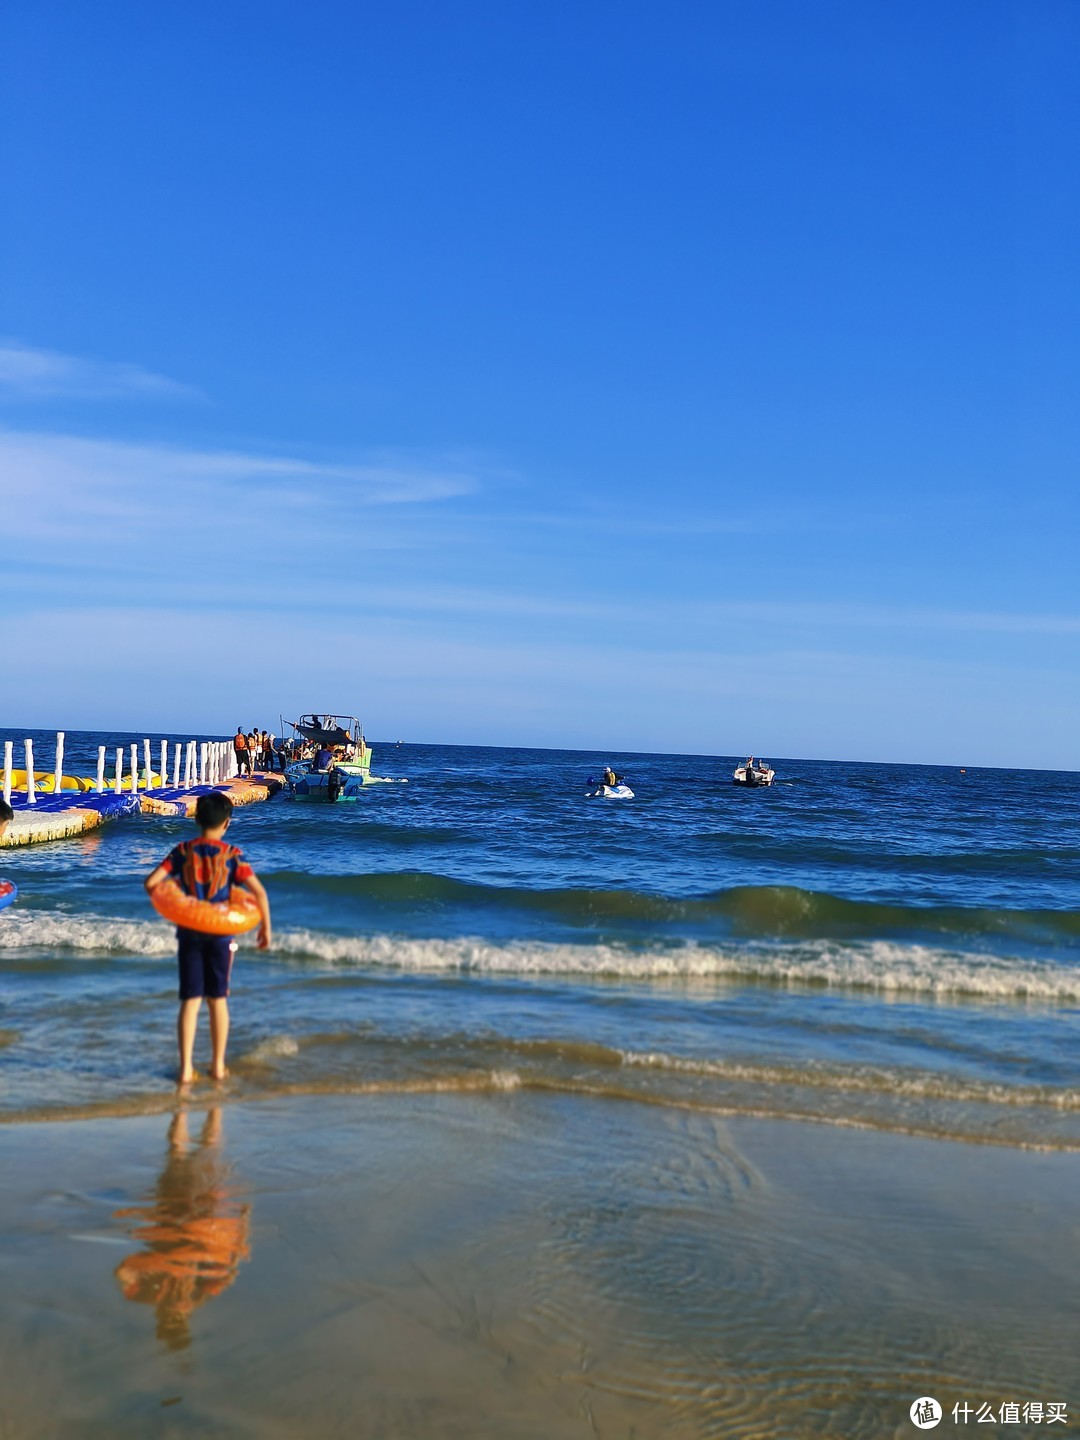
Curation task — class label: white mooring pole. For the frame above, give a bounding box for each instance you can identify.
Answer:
[143,740,152,791]
[115,747,123,794]
[173,744,181,787]
[25,739,36,805]
[130,744,139,794]
[199,743,208,786]
[53,731,65,797]
[96,746,106,794]
[3,740,12,805]
[160,741,168,791]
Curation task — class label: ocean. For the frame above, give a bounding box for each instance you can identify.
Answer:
[2,730,1078,1148]
[2,729,1079,1437]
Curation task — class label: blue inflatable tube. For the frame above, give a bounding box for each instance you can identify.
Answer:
[0,878,18,910]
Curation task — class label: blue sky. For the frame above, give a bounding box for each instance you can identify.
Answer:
[1,1,1077,764]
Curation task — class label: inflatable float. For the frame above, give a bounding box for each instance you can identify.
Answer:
[149,880,260,935]
[0,878,18,910]
[5,770,95,793]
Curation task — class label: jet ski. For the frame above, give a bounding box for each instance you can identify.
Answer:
[586,776,635,798]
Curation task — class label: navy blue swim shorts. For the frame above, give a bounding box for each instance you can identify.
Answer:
[176,928,236,1000]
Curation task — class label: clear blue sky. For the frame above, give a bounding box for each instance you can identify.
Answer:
[1,1,1077,764]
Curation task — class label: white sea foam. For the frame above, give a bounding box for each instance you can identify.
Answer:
[244,1035,301,1063]
[1,909,1077,1000]
[270,928,1079,1000]
[0,910,176,956]
[620,1052,1080,1109]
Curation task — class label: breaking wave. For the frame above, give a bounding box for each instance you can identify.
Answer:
[1,907,1077,1000]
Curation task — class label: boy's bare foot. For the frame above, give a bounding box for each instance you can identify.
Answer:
[177,1070,198,1087]
[210,1067,230,1082]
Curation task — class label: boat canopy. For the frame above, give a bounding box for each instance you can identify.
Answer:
[288,714,363,747]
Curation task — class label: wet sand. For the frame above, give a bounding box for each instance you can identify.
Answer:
[1,1092,1076,1439]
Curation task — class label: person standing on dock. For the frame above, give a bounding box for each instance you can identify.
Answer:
[233,728,250,776]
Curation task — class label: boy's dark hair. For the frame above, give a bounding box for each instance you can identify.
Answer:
[0,798,13,823]
[195,792,234,830]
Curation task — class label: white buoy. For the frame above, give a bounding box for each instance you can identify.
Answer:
[130,744,139,794]
[96,746,106,794]
[173,744,181,787]
[3,740,13,804]
[160,740,168,791]
[53,731,65,798]
[115,747,123,794]
[25,739,36,805]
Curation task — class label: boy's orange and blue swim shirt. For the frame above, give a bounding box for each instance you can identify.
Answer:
[163,839,253,902]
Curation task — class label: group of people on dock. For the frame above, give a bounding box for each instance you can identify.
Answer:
[233,728,286,774]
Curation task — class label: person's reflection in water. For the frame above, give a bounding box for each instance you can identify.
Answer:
[113,1108,251,1350]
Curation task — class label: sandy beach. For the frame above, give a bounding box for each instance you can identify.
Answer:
[2,1091,1076,1439]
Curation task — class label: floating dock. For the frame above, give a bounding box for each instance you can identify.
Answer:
[137,772,285,819]
[0,791,143,846]
[2,733,285,848]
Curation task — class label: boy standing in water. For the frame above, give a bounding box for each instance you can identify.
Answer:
[145,792,271,1084]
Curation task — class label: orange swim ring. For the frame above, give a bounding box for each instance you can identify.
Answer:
[149,880,260,936]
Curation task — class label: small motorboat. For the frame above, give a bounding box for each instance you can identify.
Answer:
[284,713,381,801]
[733,757,774,787]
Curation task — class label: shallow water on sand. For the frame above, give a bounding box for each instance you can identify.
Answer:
[1,1095,1077,1439]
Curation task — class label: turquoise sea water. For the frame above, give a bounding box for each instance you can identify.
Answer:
[1,729,1078,1147]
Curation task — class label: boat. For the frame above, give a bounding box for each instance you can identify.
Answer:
[733,757,774,787]
[587,783,635,799]
[283,713,391,801]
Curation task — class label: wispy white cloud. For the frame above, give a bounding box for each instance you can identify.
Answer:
[0,430,478,548]
[0,340,200,402]
[690,598,1080,638]
[0,430,1075,651]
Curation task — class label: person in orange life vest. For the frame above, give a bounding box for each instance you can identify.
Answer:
[144,792,271,1085]
[233,727,250,775]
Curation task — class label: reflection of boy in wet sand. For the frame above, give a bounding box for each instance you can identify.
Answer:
[114,1109,251,1350]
